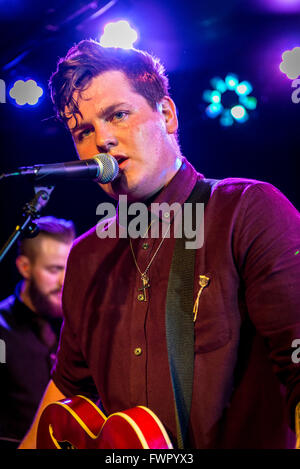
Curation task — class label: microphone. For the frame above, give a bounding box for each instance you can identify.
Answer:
[0,153,119,184]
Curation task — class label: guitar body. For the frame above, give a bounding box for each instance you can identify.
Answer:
[37,395,173,449]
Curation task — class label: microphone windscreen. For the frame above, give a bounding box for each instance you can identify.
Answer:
[95,153,119,183]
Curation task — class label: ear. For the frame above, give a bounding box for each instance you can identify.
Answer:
[15,255,32,280]
[158,96,178,135]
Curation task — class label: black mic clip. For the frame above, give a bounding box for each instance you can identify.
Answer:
[0,184,55,263]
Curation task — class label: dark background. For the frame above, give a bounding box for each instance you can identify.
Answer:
[0,0,299,299]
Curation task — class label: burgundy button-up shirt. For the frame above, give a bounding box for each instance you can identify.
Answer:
[52,158,300,448]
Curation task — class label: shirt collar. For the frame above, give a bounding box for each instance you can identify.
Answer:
[13,281,62,346]
[116,157,203,227]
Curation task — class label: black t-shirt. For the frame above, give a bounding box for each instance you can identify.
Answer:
[0,283,62,445]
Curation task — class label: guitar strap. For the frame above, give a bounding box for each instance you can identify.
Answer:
[165,177,219,449]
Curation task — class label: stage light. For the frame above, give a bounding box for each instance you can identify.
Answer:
[258,0,300,13]
[239,95,257,110]
[225,74,239,90]
[210,77,227,93]
[231,105,248,123]
[202,90,221,104]
[100,20,138,49]
[219,110,234,127]
[203,74,256,126]
[236,81,253,96]
[279,47,300,79]
[205,103,223,118]
[9,79,43,106]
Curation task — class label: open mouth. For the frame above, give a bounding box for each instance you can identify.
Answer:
[115,155,129,169]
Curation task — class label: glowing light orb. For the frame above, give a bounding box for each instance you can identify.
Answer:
[231,105,248,122]
[100,20,138,49]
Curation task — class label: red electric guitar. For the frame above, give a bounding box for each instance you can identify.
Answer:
[37,395,173,449]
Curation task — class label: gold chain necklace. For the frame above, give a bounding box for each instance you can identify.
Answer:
[129,222,171,301]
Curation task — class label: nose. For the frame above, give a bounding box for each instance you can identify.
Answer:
[95,122,118,154]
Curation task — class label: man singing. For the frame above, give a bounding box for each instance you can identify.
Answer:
[19,41,300,449]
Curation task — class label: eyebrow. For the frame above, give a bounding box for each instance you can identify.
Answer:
[70,102,130,134]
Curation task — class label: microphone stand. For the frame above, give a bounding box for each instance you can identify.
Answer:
[0,184,55,263]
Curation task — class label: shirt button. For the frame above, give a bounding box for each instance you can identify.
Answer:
[134,347,142,356]
[142,242,149,250]
[137,293,145,301]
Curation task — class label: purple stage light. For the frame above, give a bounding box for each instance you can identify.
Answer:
[256,0,300,13]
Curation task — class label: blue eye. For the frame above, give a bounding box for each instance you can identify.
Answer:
[112,111,128,121]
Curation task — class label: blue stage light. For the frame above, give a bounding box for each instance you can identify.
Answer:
[203,74,256,127]
[210,77,227,93]
[205,103,223,118]
[225,74,239,90]
[231,105,248,123]
[220,110,234,127]
[202,90,221,104]
[239,95,257,110]
[100,20,138,49]
[236,81,253,96]
[9,79,43,106]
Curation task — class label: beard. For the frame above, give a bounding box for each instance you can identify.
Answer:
[28,279,63,319]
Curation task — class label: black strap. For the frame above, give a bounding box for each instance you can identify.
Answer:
[165,178,218,449]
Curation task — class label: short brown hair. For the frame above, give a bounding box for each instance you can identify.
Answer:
[18,216,75,261]
[49,39,170,128]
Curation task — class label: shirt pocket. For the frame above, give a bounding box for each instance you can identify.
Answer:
[193,273,231,353]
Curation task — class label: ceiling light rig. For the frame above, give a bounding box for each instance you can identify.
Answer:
[202,74,257,127]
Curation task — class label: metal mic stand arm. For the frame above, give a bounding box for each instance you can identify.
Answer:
[0,185,55,263]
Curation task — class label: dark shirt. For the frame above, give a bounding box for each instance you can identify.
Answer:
[52,158,300,448]
[0,283,62,446]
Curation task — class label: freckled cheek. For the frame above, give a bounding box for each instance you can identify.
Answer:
[129,122,162,153]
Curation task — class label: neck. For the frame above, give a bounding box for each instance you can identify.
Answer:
[131,154,183,203]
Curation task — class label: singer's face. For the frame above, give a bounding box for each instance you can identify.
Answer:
[67,70,180,201]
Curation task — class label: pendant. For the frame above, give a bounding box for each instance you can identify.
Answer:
[137,273,150,302]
